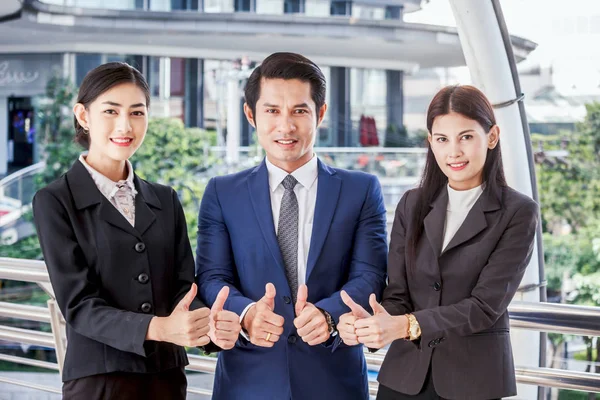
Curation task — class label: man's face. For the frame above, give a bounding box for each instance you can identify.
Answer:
[244,78,327,173]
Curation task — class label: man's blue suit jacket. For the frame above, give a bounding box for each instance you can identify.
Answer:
[196,159,387,400]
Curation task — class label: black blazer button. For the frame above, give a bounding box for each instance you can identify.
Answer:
[283,296,291,304]
[137,273,149,284]
[428,340,436,348]
[135,242,146,253]
[288,334,297,344]
[433,282,442,291]
[141,302,152,313]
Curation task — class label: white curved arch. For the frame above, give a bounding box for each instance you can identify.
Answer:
[450,1,544,399]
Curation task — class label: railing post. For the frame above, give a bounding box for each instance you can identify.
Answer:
[18,176,23,213]
[47,299,66,375]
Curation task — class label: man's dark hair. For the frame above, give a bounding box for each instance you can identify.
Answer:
[244,52,326,120]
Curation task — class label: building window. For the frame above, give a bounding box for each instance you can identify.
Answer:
[235,0,255,12]
[385,5,403,20]
[170,58,186,97]
[284,0,304,14]
[149,56,161,97]
[330,0,351,16]
[76,54,102,86]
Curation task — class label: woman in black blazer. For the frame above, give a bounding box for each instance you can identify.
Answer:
[33,62,241,399]
[338,85,539,399]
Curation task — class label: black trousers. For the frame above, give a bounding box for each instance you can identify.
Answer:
[62,367,187,400]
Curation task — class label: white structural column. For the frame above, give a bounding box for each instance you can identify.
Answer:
[226,78,241,165]
[304,0,329,16]
[0,97,7,176]
[256,0,283,14]
[449,1,542,399]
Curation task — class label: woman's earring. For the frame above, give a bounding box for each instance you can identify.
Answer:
[83,127,89,134]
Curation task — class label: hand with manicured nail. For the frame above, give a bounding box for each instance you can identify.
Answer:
[241,283,285,347]
[293,284,331,346]
[146,283,211,347]
[338,290,371,346]
[208,286,242,350]
[353,294,409,349]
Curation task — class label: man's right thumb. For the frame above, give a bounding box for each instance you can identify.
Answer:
[340,290,370,318]
[261,282,276,310]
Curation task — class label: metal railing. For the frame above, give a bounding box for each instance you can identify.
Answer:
[0,256,599,397]
[0,162,45,246]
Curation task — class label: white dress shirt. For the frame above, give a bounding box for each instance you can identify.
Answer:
[79,154,137,226]
[239,155,319,325]
[266,155,319,286]
[442,183,484,252]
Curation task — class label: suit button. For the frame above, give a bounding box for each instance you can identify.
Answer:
[141,302,152,313]
[433,282,442,291]
[428,340,436,348]
[283,296,291,304]
[288,334,297,344]
[137,273,149,284]
[135,242,146,253]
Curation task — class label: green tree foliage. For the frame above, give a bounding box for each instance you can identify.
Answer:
[36,74,80,186]
[536,103,600,233]
[536,103,600,394]
[132,117,217,243]
[384,124,410,147]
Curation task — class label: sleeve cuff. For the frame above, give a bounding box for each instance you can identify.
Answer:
[239,302,256,341]
[134,314,155,357]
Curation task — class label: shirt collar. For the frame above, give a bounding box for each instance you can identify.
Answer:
[79,154,137,197]
[265,155,319,193]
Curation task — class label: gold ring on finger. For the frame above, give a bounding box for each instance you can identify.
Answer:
[266,332,272,342]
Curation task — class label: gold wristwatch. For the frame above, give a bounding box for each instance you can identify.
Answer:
[405,314,421,340]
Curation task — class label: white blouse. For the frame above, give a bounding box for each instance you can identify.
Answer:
[441,183,484,252]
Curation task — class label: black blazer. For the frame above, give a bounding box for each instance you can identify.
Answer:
[32,160,209,382]
[378,184,539,400]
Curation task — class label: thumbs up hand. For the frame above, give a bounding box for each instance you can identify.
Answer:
[293,285,331,346]
[208,286,242,350]
[337,290,371,346]
[295,284,308,317]
[146,283,212,347]
[241,283,285,347]
[353,294,409,349]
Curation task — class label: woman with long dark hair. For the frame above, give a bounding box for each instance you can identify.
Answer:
[32,62,241,399]
[338,85,539,399]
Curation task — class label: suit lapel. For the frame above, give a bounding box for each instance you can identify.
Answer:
[133,176,160,236]
[67,160,161,239]
[247,161,285,269]
[306,160,341,281]
[99,199,140,238]
[442,202,487,254]
[442,185,501,254]
[67,160,139,237]
[423,188,447,258]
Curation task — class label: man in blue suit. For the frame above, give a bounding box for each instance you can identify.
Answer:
[196,52,387,400]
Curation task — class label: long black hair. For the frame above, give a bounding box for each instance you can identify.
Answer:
[406,85,507,270]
